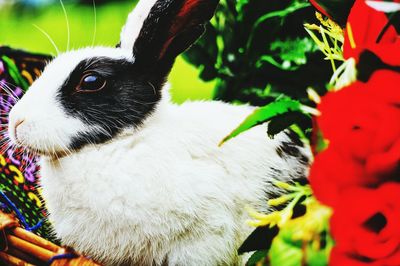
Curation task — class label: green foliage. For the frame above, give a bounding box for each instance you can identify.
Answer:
[183,0,332,107]
[219,98,312,145]
[269,237,303,266]
[183,0,337,147]
[265,37,317,71]
[246,181,334,266]
[247,250,269,266]
[267,231,334,266]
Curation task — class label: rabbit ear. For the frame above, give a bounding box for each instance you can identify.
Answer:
[119,0,219,69]
[119,0,159,51]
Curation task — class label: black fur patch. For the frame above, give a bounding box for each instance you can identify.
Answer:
[276,142,300,158]
[275,131,310,166]
[285,130,304,148]
[133,0,184,66]
[298,154,310,165]
[57,57,162,150]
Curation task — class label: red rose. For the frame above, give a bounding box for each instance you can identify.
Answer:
[343,0,400,64]
[318,70,400,148]
[317,70,399,176]
[363,70,400,106]
[330,183,400,265]
[310,70,400,205]
[309,147,365,206]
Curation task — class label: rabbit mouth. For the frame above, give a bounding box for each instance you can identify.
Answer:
[10,124,73,159]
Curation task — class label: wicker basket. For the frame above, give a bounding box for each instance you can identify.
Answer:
[0,210,101,266]
[0,47,100,265]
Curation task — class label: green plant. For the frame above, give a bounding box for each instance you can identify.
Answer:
[183,0,332,108]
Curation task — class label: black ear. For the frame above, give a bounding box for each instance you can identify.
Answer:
[121,0,219,73]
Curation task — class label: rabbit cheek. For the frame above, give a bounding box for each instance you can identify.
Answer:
[8,86,88,156]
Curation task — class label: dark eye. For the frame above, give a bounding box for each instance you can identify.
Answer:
[76,73,106,93]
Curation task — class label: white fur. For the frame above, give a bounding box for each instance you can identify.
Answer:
[119,0,159,51]
[38,94,310,265]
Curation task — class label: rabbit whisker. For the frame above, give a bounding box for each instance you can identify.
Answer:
[59,0,71,51]
[0,80,24,92]
[0,88,20,103]
[91,0,97,47]
[33,24,60,55]
[148,81,157,96]
[0,83,21,101]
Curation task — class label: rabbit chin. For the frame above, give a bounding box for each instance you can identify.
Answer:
[10,114,108,158]
[11,121,76,158]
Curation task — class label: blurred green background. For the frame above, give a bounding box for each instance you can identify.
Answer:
[0,0,216,103]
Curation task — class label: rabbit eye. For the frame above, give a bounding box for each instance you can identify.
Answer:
[77,73,106,93]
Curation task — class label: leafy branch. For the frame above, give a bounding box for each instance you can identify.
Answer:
[219,97,318,146]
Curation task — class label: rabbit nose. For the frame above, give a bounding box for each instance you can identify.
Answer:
[14,119,25,141]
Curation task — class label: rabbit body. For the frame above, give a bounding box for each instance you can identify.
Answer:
[40,97,310,265]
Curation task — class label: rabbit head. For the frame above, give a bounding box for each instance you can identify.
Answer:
[8,0,219,156]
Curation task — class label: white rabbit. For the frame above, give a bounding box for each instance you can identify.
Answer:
[8,0,311,265]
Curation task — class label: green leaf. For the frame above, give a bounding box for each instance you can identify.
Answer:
[235,0,249,12]
[267,112,310,137]
[247,250,269,266]
[307,246,330,266]
[219,98,308,145]
[306,232,334,266]
[269,237,303,266]
[270,230,332,266]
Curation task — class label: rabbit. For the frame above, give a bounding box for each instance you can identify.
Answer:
[7,0,311,265]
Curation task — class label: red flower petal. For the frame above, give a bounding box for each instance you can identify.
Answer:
[344,0,399,62]
[330,184,400,262]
